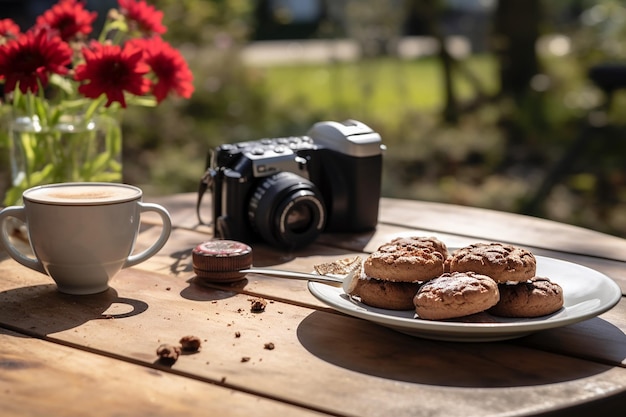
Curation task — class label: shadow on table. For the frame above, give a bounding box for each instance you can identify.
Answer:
[519,316,626,364]
[296,311,626,388]
[0,284,148,336]
[179,276,245,301]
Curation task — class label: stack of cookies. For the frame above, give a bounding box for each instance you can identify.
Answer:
[419,242,563,320]
[337,237,564,321]
[345,237,448,310]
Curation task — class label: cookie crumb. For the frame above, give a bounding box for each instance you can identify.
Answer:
[235,331,241,338]
[250,297,267,312]
[179,335,202,352]
[264,342,275,350]
[156,344,181,364]
[241,356,251,362]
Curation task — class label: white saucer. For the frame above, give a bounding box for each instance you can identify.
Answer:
[308,255,622,342]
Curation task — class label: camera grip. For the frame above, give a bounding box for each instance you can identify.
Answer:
[0,206,46,275]
[124,202,172,268]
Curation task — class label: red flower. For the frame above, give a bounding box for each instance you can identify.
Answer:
[130,37,194,102]
[0,30,72,94]
[36,0,97,42]
[0,18,21,38]
[74,41,151,107]
[118,0,166,35]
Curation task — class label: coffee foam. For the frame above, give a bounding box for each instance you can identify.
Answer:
[25,184,141,205]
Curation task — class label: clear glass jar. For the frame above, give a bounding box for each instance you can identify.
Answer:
[5,113,122,206]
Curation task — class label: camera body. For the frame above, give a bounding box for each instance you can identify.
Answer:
[206,120,384,249]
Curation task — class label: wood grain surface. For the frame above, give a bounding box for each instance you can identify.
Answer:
[2,193,626,417]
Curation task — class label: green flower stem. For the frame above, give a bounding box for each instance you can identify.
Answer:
[4,103,123,206]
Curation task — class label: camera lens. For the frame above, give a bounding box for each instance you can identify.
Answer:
[249,172,326,249]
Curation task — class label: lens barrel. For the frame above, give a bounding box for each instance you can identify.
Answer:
[248,172,325,249]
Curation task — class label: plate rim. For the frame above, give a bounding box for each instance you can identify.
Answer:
[307,254,622,340]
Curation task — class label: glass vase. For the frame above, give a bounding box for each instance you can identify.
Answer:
[5,113,122,206]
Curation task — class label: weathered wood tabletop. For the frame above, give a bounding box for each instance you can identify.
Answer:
[2,193,626,417]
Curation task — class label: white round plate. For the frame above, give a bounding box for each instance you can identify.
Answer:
[308,255,622,342]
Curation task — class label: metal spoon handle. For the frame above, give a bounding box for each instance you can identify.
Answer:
[241,268,344,285]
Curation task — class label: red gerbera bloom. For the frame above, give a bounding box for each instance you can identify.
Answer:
[118,0,166,35]
[36,0,97,42]
[130,37,193,102]
[74,41,151,107]
[0,29,72,94]
[0,18,21,38]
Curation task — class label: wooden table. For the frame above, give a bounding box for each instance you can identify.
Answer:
[2,193,626,417]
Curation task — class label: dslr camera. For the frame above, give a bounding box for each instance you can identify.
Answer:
[201,119,384,249]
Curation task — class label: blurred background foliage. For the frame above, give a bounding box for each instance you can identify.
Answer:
[2,0,626,238]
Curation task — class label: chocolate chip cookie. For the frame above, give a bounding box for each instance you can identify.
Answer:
[448,242,536,283]
[489,277,564,318]
[413,272,500,320]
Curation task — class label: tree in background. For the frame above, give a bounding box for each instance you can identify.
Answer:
[492,0,542,103]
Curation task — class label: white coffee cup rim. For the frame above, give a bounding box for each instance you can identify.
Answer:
[23,182,142,206]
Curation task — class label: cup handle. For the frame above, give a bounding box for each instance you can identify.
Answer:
[124,202,172,268]
[0,206,46,275]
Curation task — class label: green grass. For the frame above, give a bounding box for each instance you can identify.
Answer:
[255,55,499,136]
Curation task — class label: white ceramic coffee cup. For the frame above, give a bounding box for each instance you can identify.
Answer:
[0,182,172,295]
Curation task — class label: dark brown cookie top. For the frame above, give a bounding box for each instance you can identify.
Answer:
[417,271,498,297]
[502,277,562,298]
[489,277,564,318]
[448,242,536,283]
[382,236,449,259]
[413,272,500,320]
[364,244,445,282]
